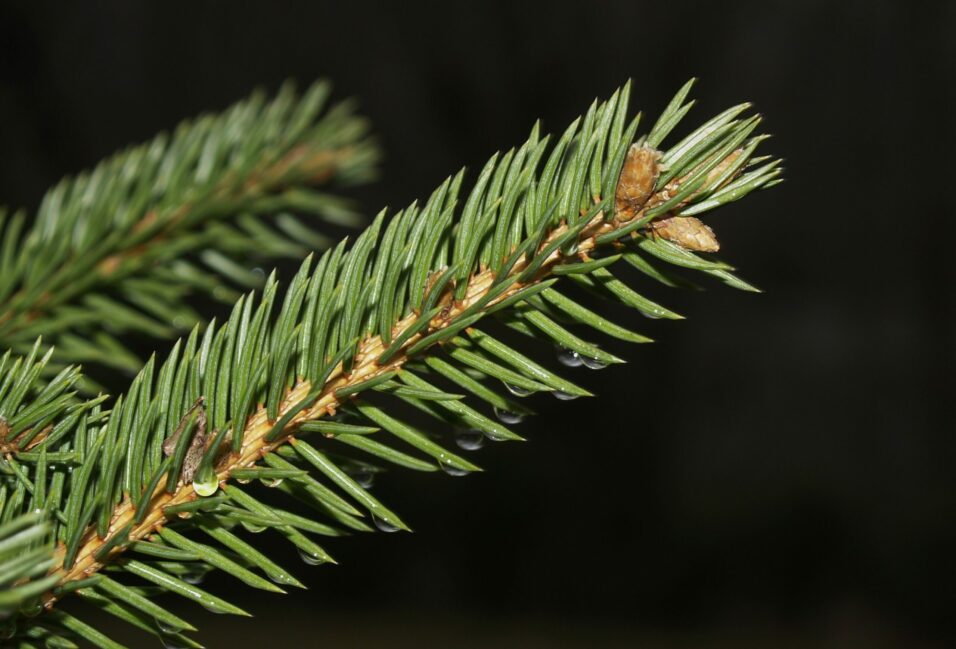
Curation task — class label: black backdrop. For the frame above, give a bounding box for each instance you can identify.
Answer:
[1,1,953,647]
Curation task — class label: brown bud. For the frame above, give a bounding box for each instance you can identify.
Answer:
[162,397,209,483]
[424,268,456,328]
[181,429,208,484]
[701,148,743,192]
[650,216,720,252]
[614,145,661,223]
[672,148,745,205]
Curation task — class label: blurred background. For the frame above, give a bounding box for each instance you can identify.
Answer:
[0,1,953,647]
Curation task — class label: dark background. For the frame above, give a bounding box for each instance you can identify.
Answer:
[1,1,953,647]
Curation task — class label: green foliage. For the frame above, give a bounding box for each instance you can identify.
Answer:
[0,81,377,391]
[0,514,57,627]
[0,80,779,648]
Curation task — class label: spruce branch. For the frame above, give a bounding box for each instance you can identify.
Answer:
[0,81,378,389]
[0,79,780,648]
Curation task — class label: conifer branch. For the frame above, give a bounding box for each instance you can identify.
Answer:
[0,79,781,647]
[44,197,668,591]
[0,81,377,389]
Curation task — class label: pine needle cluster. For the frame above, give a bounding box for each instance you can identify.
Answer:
[0,78,779,648]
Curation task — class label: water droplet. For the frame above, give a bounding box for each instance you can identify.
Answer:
[493,407,524,424]
[18,600,42,618]
[552,390,579,401]
[642,309,664,320]
[372,515,400,533]
[349,469,375,489]
[251,267,265,279]
[455,429,484,451]
[236,478,251,485]
[482,428,514,442]
[503,382,533,397]
[240,520,266,534]
[440,462,470,477]
[192,473,219,497]
[581,356,608,370]
[0,621,15,639]
[267,571,294,586]
[183,570,206,585]
[261,477,283,488]
[298,548,326,565]
[176,511,193,520]
[556,347,583,367]
[155,618,182,634]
